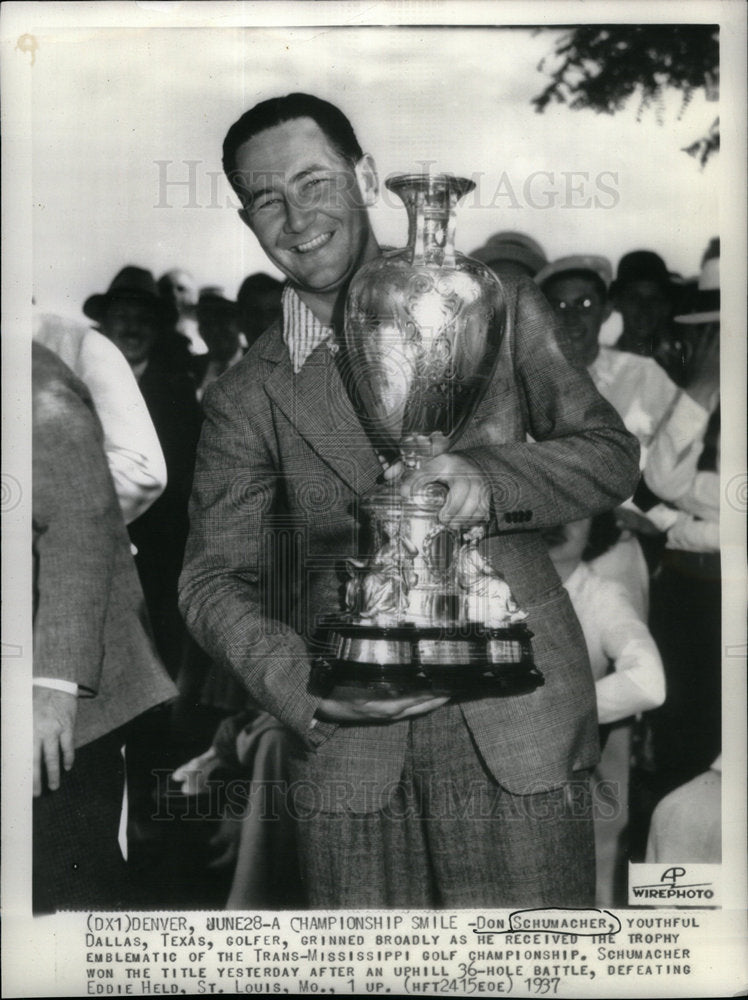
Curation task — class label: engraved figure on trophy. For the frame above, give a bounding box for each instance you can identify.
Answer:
[350,517,419,624]
[343,561,364,618]
[455,525,529,628]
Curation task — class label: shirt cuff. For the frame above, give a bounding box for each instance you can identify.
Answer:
[33,677,79,696]
[640,502,680,533]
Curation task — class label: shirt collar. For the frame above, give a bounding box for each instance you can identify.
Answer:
[281,284,337,373]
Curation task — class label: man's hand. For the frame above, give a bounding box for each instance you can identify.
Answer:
[171,746,221,796]
[615,506,665,537]
[401,453,491,529]
[33,687,77,796]
[315,693,449,725]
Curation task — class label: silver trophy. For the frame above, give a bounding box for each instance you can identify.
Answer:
[311,174,541,698]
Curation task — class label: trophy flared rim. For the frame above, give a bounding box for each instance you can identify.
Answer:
[385,172,476,201]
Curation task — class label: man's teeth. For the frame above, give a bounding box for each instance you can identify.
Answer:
[294,232,332,253]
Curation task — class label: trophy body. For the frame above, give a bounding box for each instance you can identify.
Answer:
[311,174,542,698]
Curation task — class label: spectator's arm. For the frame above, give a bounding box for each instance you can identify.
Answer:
[78,330,167,523]
[643,391,712,503]
[595,583,666,725]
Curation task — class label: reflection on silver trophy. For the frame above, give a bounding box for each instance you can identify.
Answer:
[312,173,542,697]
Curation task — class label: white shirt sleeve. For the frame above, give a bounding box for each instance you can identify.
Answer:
[642,390,719,553]
[78,331,168,523]
[643,391,712,502]
[625,360,680,469]
[33,678,79,696]
[594,582,666,725]
[34,315,167,523]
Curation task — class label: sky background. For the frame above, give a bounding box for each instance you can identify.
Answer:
[28,21,722,319]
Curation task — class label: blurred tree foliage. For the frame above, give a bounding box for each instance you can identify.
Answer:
[533,26,719,166]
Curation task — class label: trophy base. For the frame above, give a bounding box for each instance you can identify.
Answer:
[310,619,542,700]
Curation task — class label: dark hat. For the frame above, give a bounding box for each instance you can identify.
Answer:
[83,266,177,325]
[674,257,720,325]
[196,286,239,316]
[237,272,283,305]
[610,250,673,298]
[468,231,547,276]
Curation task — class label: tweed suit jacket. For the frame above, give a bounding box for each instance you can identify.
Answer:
[33,344,177,748]
[179,275,640,811]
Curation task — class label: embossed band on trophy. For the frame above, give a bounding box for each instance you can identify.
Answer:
[311,173,543,698]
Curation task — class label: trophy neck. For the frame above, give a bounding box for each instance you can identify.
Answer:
[386,174,474,269]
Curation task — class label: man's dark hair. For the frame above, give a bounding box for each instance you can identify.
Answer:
[222,93,364,197]
[542,268,608,303]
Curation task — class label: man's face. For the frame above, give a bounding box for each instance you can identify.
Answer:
[543,275,610,367]
[233,118,378,296]
[198,307,241,363]
[163,270,197,312]
[614,280,671,347]
[101,297,159,367]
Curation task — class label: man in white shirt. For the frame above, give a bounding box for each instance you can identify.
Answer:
[536,254,684,615]
[536,254,681,466]
[33,311,167,524]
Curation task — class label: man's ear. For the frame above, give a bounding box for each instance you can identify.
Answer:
[355,153,379,207]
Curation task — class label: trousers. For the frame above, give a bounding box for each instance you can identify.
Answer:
[33,728,133,913]
[295,702,595,908]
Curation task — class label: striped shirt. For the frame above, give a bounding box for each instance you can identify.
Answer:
[281,284,337,373]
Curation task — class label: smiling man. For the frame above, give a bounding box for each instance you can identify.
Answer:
[179,93,640,909]
[233,114,379,322]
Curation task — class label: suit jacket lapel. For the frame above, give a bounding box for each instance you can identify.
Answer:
[263,338,383,497]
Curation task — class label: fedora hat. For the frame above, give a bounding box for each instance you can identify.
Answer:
[468,231,547,276]
[535,254,613,291]
[674,257,720,325]
[610,250,673,298]
[83,266,177,325]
